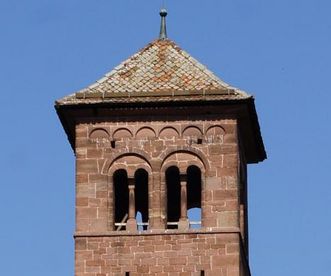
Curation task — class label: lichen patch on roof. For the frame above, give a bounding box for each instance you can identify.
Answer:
[56,39,250,105]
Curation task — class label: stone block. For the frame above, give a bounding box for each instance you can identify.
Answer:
[217,211,239,228]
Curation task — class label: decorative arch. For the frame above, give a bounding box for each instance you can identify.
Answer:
[89,128,109,139]
[161,155,205,175]
[104,154,152,178]
[182,126,203,137]
[206,125,225,136]
[160,146,210,174]
[136,127,156,138]
[159,126,180,138]
[101,148,154,175]
[113,128,133,139]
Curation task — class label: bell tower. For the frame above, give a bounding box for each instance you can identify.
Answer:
[56,9,266,276]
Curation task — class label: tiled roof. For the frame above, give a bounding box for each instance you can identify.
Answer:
[56,39,250,105]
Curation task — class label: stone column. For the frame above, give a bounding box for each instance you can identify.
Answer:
[178,174,189,230]
[126,179,137,232]
[150,172,165,230]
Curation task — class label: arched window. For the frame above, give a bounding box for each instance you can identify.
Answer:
[113,169,129,230]
[134,169,149,230]
[113,168,149,231]
[166,166,181,229]
[187,165,202,229]
[165,165,202,230]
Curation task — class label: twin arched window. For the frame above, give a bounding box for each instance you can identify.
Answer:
[113,169,149,231]
[166,165,202,229]
[113,165,202,231]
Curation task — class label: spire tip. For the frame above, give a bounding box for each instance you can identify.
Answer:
[160,8,168,17]
[159,8,168,40]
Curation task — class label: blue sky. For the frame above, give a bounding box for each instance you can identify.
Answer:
[0,0,330,275]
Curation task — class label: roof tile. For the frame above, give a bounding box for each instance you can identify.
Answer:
[56,39,250,105]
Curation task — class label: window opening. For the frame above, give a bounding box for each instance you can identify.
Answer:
[134,169,149,230]
[187,165,202,229]
[135,211,144,231]
[188,207,202,229]
[113,169,129,231]
[166,166,181,229]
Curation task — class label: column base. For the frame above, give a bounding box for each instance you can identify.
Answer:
[126,218,137,232]
[149,218,166,230]
[178,219,189,230]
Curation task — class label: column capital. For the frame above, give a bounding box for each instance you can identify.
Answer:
[128,178,135,186]
[180,174,187,182]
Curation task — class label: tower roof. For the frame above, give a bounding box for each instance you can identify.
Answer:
[56,38,250,106]
[55,10,266,163]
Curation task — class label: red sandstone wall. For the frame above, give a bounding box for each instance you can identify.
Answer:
[74,119,249,276]
[75,232,245,276]
[75,120,241,232]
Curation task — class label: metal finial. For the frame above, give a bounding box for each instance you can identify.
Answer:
[159,8,168,40]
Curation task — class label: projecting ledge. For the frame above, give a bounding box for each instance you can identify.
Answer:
[74,227,241,238]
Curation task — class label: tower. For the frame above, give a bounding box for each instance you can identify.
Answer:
[56,10,266,276]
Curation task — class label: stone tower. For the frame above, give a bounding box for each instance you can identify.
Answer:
[56,10,266,276]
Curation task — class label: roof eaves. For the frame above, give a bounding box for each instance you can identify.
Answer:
[55,89,252,107]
